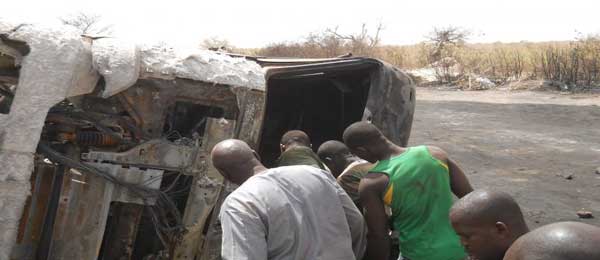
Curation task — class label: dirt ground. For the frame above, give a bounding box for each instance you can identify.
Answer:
[409,87,600,228]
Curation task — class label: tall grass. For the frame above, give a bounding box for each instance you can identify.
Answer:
[247,35,600,88]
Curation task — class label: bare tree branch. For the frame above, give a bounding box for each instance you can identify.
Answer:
[60,12,113,36]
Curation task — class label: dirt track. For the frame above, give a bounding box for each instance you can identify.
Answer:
[409,88,600,228]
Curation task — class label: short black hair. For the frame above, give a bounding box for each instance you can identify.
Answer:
[317,140,350,161]
[342,121,383,148]
[280,130,311,147]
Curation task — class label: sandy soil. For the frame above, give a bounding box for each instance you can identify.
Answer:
[409,87,600,228]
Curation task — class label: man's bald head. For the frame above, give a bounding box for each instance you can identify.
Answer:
[280,130,311,150]
[450,189,527,228]
[504,222,600,260]
[449,189,528,260]
[211,139,264,185]
[317,140,353,177]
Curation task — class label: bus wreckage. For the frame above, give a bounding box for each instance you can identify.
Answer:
[0,21,415,260]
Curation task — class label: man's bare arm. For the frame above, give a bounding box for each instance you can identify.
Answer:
[447,158,473,198]
[359,173,391,260]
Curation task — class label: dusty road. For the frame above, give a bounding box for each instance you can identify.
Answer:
[409,88,600,228]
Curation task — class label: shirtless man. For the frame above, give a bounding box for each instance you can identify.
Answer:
[503,222,600,260]
[317,140,372,208]
[343,121,473,260]
[276,130,327,170]
[449,189,529,260]
[212,139,366,260]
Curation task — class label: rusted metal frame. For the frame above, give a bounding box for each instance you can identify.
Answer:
[100,202,144,260]
[46,149,112,260]
[172,118,236,260]
[12,163,56,260]
[197,181,235,260]
[35,164,65,260]
[194,89,265,260]
[232,89,266,149]
[117,94,144,128]
[117,85,169,139]
[39,145,82,260]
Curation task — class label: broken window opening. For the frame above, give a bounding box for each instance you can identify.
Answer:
[259,68,372,167]
[130,171,192,259]
[163,102,226,143]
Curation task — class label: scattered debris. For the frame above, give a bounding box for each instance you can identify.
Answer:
[557,172,574,180]
[407,67,437,83]
[576,210,594,219]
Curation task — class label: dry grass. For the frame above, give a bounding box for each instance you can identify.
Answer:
[240,34,600,89]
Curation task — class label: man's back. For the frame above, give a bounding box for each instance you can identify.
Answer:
[219,165,366,260]
[370,145,465,260]
[337,160,372,209]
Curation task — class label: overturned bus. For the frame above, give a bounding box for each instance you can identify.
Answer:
[0,21,415,260]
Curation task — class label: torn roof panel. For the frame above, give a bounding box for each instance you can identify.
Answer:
[140,44,266,90]
[91,40,266,98]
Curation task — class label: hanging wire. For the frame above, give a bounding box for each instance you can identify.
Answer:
[37,142,185,247]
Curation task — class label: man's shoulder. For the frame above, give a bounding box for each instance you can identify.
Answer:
[338,161,372,181]
[262,166,339,190]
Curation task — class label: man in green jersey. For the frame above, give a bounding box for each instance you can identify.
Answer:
[276,130,327,170]
[343,121,473,260]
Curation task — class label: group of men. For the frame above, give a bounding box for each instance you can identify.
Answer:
[210,121,600,260]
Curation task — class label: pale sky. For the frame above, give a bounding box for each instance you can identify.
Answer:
[3,0,599,48]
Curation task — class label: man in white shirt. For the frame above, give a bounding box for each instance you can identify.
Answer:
[211,139,366,260]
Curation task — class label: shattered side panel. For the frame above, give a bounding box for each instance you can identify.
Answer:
[365,62,415,146]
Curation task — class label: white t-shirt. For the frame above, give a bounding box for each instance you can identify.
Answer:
[219,165,367,260]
